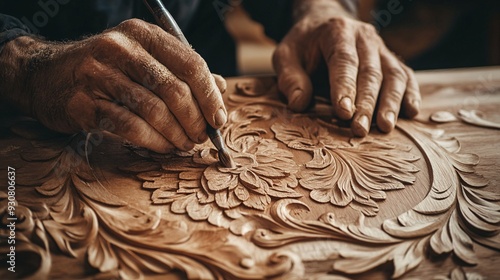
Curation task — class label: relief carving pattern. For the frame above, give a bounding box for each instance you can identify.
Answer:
[0,138,297,279]
[0,78,499,279]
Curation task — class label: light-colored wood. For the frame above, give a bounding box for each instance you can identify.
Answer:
[0,67,499,279]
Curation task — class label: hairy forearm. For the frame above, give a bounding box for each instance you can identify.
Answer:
[0,36,67,119]
[0,36,36,116]
[292,0,358,22]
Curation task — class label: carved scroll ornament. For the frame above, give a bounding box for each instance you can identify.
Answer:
[0,78,498,279]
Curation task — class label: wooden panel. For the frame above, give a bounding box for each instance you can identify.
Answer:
[0,67,499,279]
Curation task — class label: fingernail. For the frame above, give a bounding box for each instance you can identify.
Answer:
[214,108,227,127]
[340,97,352,113]
[358,115,370,133]
[385,111,396,127]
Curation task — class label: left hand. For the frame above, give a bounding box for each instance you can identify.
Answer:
[273,13,421,136]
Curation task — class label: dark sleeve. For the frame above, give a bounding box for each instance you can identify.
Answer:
[0,13,31,54]
[242,0,293,42]
[243,0,360,42]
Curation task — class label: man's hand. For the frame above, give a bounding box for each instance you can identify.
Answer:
[273,0,420,136]
[0,19,227,153]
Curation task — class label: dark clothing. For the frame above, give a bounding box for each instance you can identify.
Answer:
[0,0,293,76]
[0,16,30,52]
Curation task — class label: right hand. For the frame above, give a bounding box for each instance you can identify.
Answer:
[273,10,420,137]
[0,18,227,153]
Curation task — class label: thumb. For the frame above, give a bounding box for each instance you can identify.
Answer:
[272,44,313,112]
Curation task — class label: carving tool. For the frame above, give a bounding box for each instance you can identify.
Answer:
[143,0,235,168]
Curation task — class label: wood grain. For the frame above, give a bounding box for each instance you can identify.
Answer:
[0,67,499,279]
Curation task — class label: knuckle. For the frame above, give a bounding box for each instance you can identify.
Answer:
[146,98,168,126]
[331,47,358,66]
[360,64,383,83]
[140,63,173,91]
[168,130,185,145]
[384,89,404,105]
[118,18,147,32]
[93,32,130,57]
[200,86,220,110]
[115,18,153,44]
[334,74,357,91]
[174,81,192,100]
[187,116,206,136]
[403,65,417,80]
[357,93,377,110]
[166,82,192,111]
[98,32,123,46]
[182,52,207,76]
[360,23,378,36]
[385,66,407,82]
[324,17,349,30]
[78,57,100,81]
[357,102,376,114]
[121,114,139,132]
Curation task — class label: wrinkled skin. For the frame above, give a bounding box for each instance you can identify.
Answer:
[273,9,421,136]
[1,3,421,153]
[0,19,227,153]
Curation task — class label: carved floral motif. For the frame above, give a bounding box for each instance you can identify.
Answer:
[138,139,300,226]
[272,117,420,216]
[230,120,500,278]
[137,103,420,226]
[0,137,297,279]
[0,78,499,279]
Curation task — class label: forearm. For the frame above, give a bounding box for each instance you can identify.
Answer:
[292,0,358,22]
[0,13,34,115]
[0,37,34,115]
[0,36,55,117]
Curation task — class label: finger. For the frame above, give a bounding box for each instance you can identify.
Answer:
[377,50,408,133]
[320,26,358,120]
[68,94,174,153]
[92,64,197,151]
[117,19,227,129]
[103,41,208,144]
[272,43,313,112]
[351,33,383,137]
[401,66,421,118]
[213,74,227,94]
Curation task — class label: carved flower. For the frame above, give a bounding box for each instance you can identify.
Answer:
[204,138,300,211]
[271,117,420,216]
[137,106,301,225]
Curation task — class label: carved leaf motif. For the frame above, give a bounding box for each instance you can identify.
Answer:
[0,193,52,278]
[230,119,500,278]
[6,78,500,279]
[271,117,420,216]
[138,106,301,225]
[87,234,119,272]
[2,136,299,279]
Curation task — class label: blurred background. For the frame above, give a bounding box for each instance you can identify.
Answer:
[226,0,500,75]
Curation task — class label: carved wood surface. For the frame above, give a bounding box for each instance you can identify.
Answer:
[1,67,500,279]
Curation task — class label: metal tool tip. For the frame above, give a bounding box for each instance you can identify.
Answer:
[218,149,235,168]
